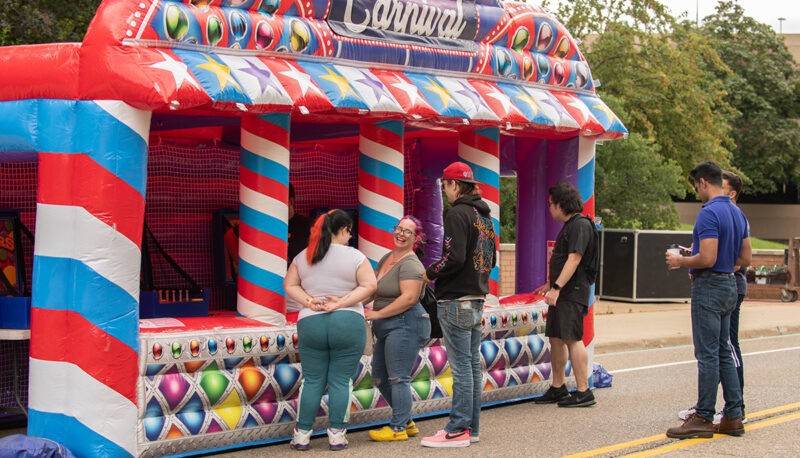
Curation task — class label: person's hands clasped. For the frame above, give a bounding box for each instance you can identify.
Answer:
[306,297,325,312]
[322,296,344,311]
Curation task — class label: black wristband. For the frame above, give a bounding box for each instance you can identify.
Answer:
[552,283,561,291]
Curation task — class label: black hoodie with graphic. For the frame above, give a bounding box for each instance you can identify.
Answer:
[425,193,496,301]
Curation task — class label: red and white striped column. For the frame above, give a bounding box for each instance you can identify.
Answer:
[237,114,290,324]
[358,120,405,267]
[577,137,596,379]
[29,100,149,456]
[458,127,501,297]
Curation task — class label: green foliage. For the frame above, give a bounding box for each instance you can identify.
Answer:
[533,0,740,230]
[595,129,686,229]
[701,2,800,193]
[547,0,736,180]
[500,177,517,241]
[0,0,101,46]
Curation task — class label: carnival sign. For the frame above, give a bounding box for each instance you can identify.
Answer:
[327,0,479,52]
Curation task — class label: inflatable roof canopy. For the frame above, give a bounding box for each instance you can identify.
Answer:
[0,0,626,139]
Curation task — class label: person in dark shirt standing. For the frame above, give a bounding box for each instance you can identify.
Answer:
[287,183,311,264]
[665,161,751,439]
[420,162,496,448]
[533,180,596,408]
[677,170,750,424]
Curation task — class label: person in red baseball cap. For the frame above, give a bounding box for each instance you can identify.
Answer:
[421,161,496,448]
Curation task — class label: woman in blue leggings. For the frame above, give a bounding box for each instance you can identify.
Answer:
[283,210,377,451]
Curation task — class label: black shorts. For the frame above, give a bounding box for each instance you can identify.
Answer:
[545,300,588,342]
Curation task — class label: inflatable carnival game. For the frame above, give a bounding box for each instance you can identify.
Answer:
[0,0,626,456]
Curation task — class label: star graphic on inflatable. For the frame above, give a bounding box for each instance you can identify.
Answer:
[566,99,592,120]
[514,87,540,115]
[592,101,619,123]
[424,77,457,109]
[278,65,320,97]
[149,51,201,90]
[390,77,422,105]
[319,66,359,99]
[485,88,515,115]
[353,71,391,105]
[197,54,242,91]
[233,59,281,95]
[454,81,484,114]
[530,89,565,124]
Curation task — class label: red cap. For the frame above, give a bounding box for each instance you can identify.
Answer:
[442,162,478,184]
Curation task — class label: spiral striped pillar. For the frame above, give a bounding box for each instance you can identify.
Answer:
[358,120,405,268]
[237,114,290,324]
[458,127,500,297]
[577,136,597,385]
[24,100,150,457]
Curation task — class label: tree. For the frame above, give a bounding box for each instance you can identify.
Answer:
[500,177,517,241]
[701,1,800,193]
[0,1,101,46]
[595,131,686,229]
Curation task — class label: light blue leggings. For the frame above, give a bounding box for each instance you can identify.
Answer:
[295,311,366,430]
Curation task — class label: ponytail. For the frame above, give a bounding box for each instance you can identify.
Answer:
[306,209,353,265]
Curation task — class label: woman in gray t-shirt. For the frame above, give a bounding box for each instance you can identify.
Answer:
[365,216,431,441]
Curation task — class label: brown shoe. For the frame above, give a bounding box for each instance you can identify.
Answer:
[666,413,714,439]
[714,415,745,436]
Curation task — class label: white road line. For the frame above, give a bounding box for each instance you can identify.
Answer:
[609,346,800,374]
[597,333,800,357]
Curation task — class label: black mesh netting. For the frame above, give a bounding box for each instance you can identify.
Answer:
[0,139,420,312]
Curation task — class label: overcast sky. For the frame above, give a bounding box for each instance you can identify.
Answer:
[659,0,800,33]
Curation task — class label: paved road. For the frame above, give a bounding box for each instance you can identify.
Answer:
[210,333,800,457]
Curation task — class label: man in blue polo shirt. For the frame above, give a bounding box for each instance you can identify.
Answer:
[664,161,751,439]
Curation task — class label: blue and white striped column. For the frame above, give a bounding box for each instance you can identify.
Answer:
[458,127,500,297]
[358,120,405,268]
[237,114,290,324]
[577,137,596,378]
[19,99,150,457]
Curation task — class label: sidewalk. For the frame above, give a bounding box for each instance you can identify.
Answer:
[593,299,800,353]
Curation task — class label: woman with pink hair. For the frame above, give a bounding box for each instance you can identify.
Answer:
[365,216,431,442]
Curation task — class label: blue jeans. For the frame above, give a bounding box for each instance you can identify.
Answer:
[438,300,484,435]
[729,293,745,408]
[371,304,431,430]
[691,275,742,421]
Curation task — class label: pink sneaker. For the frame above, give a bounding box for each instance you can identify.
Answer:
[420,429,470,448]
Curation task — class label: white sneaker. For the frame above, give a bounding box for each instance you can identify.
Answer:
[327,428,348,451]
[678,406,696,421]
[290,427,312,450]
[470,435,480,443]
[715,411,748,424]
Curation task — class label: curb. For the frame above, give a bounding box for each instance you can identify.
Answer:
[595,324,800,354]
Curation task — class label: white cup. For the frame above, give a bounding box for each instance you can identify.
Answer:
[667,248,681,270]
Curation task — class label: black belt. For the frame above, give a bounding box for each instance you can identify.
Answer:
[694,270,734,279]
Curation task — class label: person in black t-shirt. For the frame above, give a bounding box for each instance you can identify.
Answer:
[287,183,311,264]
[534,180,596,408]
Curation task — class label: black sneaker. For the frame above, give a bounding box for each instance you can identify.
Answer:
[558,389,596,407]
[534,385,570,404]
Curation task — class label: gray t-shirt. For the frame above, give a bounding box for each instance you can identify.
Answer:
[372,252,424,311]
[293,244,368,321]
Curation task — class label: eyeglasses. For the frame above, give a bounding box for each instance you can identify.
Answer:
[393,226,415,237]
